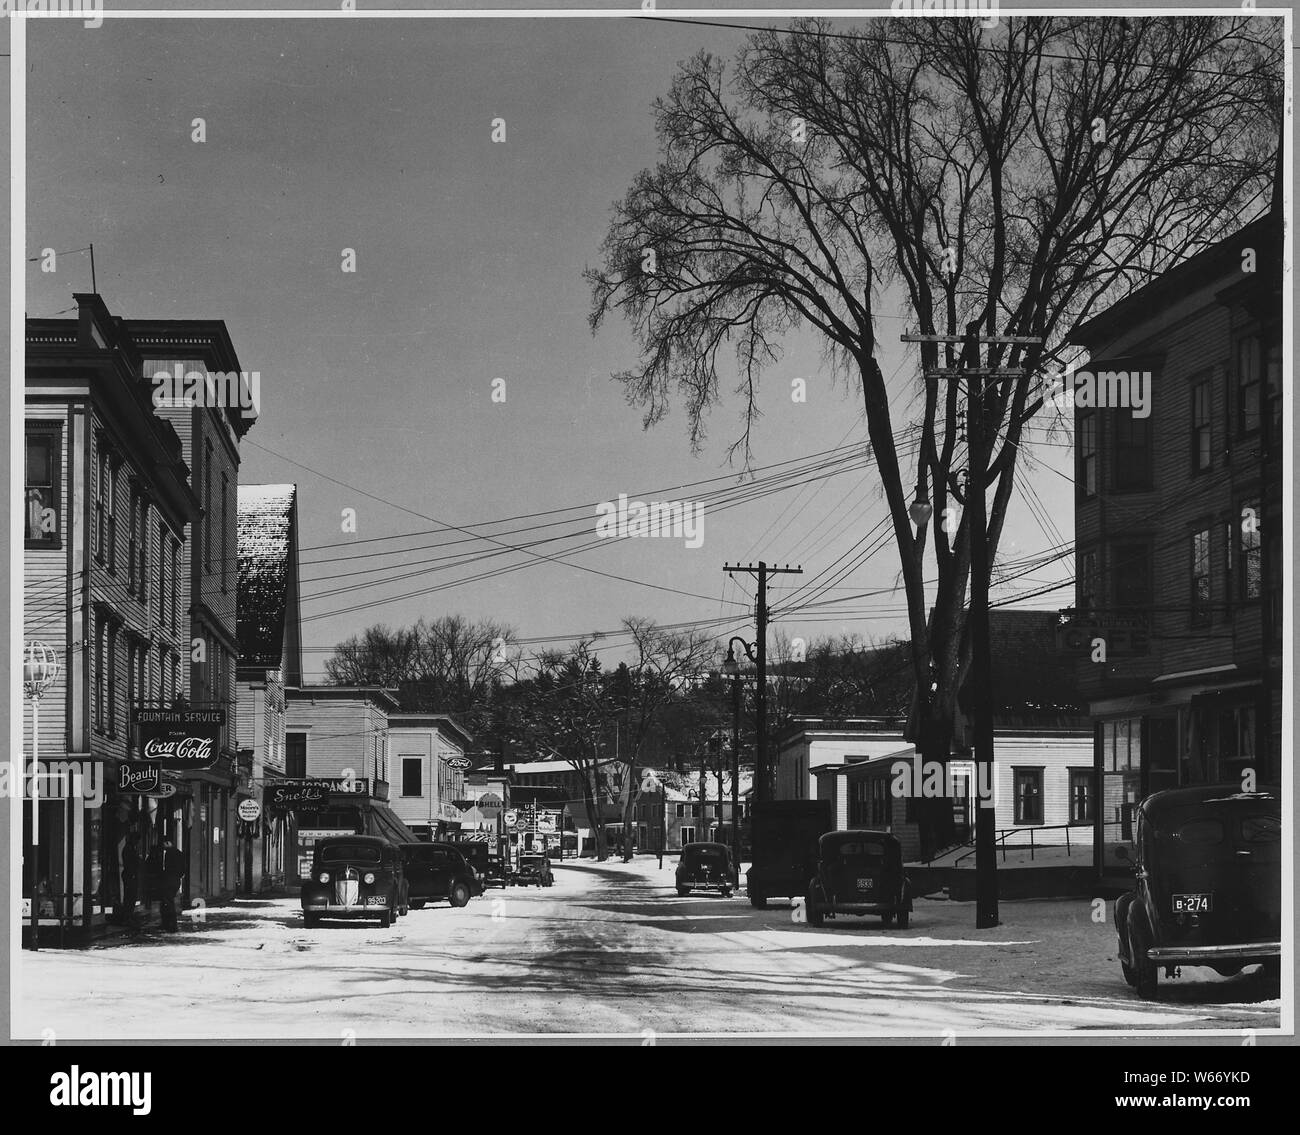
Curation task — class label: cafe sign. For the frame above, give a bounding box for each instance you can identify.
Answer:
[132,708,224,769]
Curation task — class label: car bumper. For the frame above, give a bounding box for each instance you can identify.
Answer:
[302,902,390,916]
[1147,941,1280,964]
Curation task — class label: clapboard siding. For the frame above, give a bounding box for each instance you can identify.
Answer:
[286,693,391,784]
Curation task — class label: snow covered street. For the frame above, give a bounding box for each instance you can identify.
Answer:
[13,858,1283,1040]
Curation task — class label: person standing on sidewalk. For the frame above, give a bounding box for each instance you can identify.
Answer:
[148,838,187,933]
[115,835,141,925]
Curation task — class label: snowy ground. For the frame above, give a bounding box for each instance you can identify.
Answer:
[12,857,1283,1040]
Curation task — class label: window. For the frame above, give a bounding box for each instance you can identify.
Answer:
[680,826,696,846]
[221,473,229,593]
[401,757,422,798]
[675,803,693,819]
[1112,542,1151,611]
[25,426,61,546]
[1068,769,1093,825]
[126,640,137,744]
[170,539,180,632]
[204,441,213,574]
[95,616,107,730]
[1078,549,1098,615]
[1190,528,1211,627]
[159,524,168,621]
[1077,412,1097,498]
[1237,336,1261,435]
[1113,413,1152,491]
[106,621,119,736]
[1105,718,1141,773]
[1238,499,1261,600]
[286,733,307,779]
[138,499,149,604]
[169,654,180,706]
[128,487,140,594]
[96,446,117,568]
[1012,768,1043,825]
[1191,378,1211,472]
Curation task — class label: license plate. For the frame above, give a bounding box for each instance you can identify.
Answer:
[1172,892,1212,914]
[364,895,387,907]
[856,878,873,892]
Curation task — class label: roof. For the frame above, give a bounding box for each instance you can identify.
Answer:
[237,484,299,672]
[1070,214,1275,348]
[387,713,475,750]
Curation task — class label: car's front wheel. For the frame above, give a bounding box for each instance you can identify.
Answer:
[748,886,767,910]
[449,881,471,908]
[677,886,690,897]
[379,910,392,928]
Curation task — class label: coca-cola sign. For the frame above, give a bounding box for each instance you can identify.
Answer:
[132,708,223,769]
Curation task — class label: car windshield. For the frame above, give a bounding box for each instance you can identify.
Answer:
[687,847,727,861]
[320,844,383,863]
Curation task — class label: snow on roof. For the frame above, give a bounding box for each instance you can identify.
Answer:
[237,484,297,669]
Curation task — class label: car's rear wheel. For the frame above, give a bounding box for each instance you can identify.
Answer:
[1129,913,1159,999]
[882,912,895,927]
[410,900,426,911]
[806,891,824,927]
[303,912,318,928]
[379,910,392,928]
[677,886,690,897]
[450,881,471,908]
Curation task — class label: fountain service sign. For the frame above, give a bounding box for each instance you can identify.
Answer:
[131,708,224,770]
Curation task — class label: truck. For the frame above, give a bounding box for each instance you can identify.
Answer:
[745,799,834,908]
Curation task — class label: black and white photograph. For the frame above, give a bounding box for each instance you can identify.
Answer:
[7,2,1292,1055]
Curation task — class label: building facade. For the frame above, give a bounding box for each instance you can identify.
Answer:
[236,484,303,894]
[388,714,474,839]
[277,685,408,885]
[1065,208,1283,874]
[24,294,202,942]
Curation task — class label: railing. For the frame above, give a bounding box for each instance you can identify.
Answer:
[949,820,1132,867]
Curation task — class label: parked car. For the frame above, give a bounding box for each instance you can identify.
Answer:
[301,835,407,928]
[676,842,734,897]
[804,830,912,928]
[401,841,482,908]
[1114,785,1281,999]
[514,852,554,888]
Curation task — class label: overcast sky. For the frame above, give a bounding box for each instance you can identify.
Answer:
[24,13,1074,679]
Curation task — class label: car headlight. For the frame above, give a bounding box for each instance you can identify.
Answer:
[318,871,330,884]
[363,872,376,885]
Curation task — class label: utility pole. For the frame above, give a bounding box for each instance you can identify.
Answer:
[903,332,1041,930]
[722,562,801,804]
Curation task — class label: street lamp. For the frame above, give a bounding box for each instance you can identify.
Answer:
[23,641,60,951]
[908,490,933,529]
[722,637,756,886]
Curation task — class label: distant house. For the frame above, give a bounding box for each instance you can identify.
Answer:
[236,483,302,894]
[388,713,475,840]
[785,610,1091,859]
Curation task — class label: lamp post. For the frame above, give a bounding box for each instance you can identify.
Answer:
[722,637,756,887]
[23,641,60,951]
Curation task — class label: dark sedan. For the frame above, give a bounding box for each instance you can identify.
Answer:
[402,841,482,908]
[675,842,734,897]
[805,830,912,928]
[1114,785,1280,999]
[301,836,406,928]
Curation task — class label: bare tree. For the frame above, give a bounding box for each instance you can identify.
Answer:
[588,15,1279,852]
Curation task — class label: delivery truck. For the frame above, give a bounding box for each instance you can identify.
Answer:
[745,799,834,908]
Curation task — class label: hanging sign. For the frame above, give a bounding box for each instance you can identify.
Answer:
[132,709,224,769]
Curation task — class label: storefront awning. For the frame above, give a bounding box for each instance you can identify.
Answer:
[366,801,421,845]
